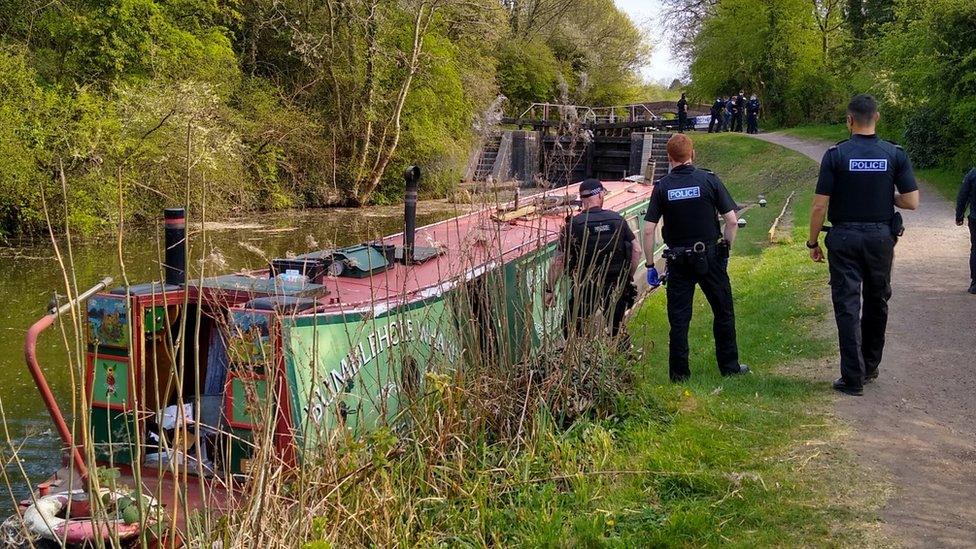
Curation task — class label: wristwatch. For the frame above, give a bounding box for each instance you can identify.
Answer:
[645,262,655,270]
[805,240,819,249]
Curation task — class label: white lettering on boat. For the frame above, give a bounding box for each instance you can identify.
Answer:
[304,319,459,423]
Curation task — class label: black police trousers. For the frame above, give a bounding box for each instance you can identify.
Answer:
[732,114,743,132]
[747,114,758,134]
[825,223,895,387]
[665,249,740,380]
[708,115,720,133]
[969,219,976,283]
[566,279,636,338]
[678,112,688,133]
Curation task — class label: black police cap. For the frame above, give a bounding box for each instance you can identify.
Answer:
[579,178,606,198]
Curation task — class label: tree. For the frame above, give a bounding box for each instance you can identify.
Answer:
[660,0,720,61]
[497,40,560,112]
[845,0,895,39]
[501,0,649,107]
[686,0,823,124]
[811,0,847,59]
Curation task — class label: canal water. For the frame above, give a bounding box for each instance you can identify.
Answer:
[0,203,462,513]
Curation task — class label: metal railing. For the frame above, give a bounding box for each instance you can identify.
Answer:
[515,103,661,124]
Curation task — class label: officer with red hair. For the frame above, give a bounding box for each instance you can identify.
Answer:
[640,134,749,382]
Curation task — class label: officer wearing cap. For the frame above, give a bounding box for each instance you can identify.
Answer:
[807,94,920,396]
[954,167,976,294]
[640,134,749,382]
[545,178,640,339]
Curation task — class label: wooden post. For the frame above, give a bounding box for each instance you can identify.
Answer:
[768,190,796,242]
[644,160,656,184]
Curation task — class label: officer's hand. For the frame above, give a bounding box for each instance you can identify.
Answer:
[646,266,662,288]
[810,245,825,263]
[957,219,965,227]
[544,290,555,307]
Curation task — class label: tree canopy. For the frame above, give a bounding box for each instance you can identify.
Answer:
[0,0,648,234]
[666,0,975,169]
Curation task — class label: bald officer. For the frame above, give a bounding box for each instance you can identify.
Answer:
[807,94,919,396]
[641,134,749,382]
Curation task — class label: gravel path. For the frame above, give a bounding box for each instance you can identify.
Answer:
[753,132,976,548]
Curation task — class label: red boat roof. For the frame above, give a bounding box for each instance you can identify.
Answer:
[216,180,653,316]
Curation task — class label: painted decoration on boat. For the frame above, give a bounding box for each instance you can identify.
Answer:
[144,306,167,333]
[227,310,273,374]
[87,296,129,348]
[229,376,268,429]
[91,357,130,409]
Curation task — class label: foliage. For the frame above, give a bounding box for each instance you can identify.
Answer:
[0,0,649,235]
[674,0,974,173]
[501,0,649,109]
[496,39,561,112]
[875,0,976,169]
[687,0,835,126]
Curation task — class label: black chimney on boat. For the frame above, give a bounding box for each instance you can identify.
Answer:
[403,166,421,264]
[164,208,186,285]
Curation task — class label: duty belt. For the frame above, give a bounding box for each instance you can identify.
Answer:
[830,221,890,231]
[832,221,889,228]
[663,241,716,259]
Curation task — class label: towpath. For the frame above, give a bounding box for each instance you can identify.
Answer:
[753,132,976,547]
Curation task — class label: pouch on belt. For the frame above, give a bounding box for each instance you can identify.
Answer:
[890,212,904,240]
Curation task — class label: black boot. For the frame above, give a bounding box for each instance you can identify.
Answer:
[721,364,750,377]
[833,378,863,396]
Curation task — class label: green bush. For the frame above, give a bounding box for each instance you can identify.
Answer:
[496,40,560,114]
[902,105,955,169]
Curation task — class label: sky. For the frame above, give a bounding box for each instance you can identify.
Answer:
[613,0,687,84]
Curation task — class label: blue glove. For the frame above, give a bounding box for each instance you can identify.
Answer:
[646,266,661,288]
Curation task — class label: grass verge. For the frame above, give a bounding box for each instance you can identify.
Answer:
[603,134,882,546]
[780,123,849,144]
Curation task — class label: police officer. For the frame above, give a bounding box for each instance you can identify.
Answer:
[723,96,734,132]
[733,91,746,132]
[807,94,920,396]
[677,93,689,133]
[641,134,749,382]
[954,167,976,294]
[546,179,640,339]
[709,97,723,133]
[746,95,761,134]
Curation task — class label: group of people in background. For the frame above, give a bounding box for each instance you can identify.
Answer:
[707,92,761,134]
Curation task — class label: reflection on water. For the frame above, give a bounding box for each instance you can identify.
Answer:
[0,203,463,511]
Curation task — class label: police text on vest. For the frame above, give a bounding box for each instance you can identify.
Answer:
[848,159,888,172]
[668,187,701,201]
